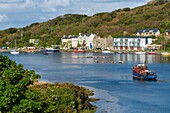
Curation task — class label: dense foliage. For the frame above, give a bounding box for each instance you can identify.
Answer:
[0,55,97,112]
[0,0,169,48]
[0,54,40,112]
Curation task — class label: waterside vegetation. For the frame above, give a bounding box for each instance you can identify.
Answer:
[0,54,98,112]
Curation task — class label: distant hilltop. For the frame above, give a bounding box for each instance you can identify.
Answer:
[148,0,170,5]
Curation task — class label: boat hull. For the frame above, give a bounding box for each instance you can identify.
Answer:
[10,52,19,55]
[132,72,157,81]
[135,52,146,54]
[148,52,156,55]
[102,51,112,53]
[44,48,60,53]
[10,49,19,55]
[74,49,85,53]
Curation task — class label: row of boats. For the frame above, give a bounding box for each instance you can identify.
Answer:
[10,48,60,55]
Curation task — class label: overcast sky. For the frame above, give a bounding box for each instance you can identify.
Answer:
[0,0,150,30]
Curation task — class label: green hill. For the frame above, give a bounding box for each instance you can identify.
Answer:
[0,0,170,48]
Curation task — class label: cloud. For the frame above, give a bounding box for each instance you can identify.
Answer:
[40,0,71,13]
[0,14,8,22]
[43,0,70,7]
[0,0,151,30]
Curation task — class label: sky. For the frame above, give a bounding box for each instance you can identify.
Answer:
[0,0,151,30]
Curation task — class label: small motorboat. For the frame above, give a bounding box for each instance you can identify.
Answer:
[148,51,156,55]
[102,50,111,53]
[132,61,157,81]
[135,51,146,54]
[74,48,85,53]
[45,48,59,53]
[10,49,19,55]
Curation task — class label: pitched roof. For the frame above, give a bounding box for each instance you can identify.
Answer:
[79,33,92,37]
[62,35,78,39]
[62,36,68,39]
[117,36,152,39]
[137,28,159,33]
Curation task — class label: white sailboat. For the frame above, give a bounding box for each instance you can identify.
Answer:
[10,40,19,54]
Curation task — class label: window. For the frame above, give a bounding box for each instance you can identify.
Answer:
[115,43,117,46]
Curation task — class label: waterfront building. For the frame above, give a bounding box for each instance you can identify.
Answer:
[93,35,113,50]
[147,44,161,50]
[113,36,153,51]
[61,33,96,49]
[136,28,160,37]
[78,33,96,49]
[61,35,73,49]
[61,35,68,45]
[71,36,78,48]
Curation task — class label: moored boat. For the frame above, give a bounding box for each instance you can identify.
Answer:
[148,51,156,55]
[74,49,85,53]
[132,61,157,81]
[10,49,19,55]
[135,51,146,54]
[45,48,59,53]
[11,40,19,54]
[102,50,112,53]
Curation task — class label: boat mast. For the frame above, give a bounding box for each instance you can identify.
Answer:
[144,52,147,69]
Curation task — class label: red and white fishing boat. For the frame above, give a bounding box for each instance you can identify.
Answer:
[148,51,156,55]
[132,61,157,81]
[74,48,85,53]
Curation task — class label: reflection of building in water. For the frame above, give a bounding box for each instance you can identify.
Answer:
[60,52,170,64]
[61,52,96,64]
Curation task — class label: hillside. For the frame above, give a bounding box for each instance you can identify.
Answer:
[0,0,170,48]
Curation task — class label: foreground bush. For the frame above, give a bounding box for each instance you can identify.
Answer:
[0,54,98,113]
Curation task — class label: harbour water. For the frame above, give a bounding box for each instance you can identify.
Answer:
[2,52,170,113]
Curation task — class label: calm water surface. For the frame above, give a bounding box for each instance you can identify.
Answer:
[2,52,170,113]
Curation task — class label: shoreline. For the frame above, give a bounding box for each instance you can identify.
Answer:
[0,49,167,55]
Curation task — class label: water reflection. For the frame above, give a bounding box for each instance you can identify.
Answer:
[1,52,170,113]
[59,52,170,64]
